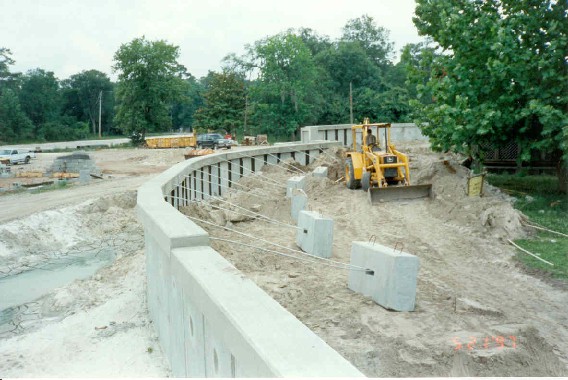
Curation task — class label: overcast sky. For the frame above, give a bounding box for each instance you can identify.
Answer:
[1,0,423,81]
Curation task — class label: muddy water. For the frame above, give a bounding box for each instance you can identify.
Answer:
[0,248,115,313]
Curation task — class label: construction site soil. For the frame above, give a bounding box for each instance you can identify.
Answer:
[182,143,568,377]
[0,144,566,376]
[0,148,182,376]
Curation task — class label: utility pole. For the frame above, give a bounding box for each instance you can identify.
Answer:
[244,94,248,137]
[98,91,102,138]
[349,82,353,124]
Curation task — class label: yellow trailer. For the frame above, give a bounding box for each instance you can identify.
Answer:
[145,135,197,149]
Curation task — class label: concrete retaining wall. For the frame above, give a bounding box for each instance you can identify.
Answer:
[137,142,364,377]
[301,123,429,145]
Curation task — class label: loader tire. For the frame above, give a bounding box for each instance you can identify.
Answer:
[361,171,371,191]
[345,158,360,189]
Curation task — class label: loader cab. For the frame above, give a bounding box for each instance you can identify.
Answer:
[351,119,391,153]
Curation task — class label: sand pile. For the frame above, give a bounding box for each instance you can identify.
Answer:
[410,152,528,240]
[310,146,346,181]
[0,191,141,278]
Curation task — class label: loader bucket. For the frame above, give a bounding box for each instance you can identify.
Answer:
[368,184,432,203]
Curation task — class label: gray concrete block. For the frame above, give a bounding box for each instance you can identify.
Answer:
[79,169,91,184]
[291,189,308,222]
[348,241,419,311]
[313,166,328,178]
[296,210,333,258]
[286,175,306,198]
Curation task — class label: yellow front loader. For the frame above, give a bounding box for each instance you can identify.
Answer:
[345,119,432,202]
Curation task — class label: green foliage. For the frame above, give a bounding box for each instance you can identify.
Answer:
[487,174,567,280]
[315,41,382,96]
[222,16,416,135]
[113,36,188,142]
[297,28,332,56]
[38,117,89,141]
[0,50,96,143]
[194,71,245,134]
[0,88,33,142]
[400,39,439,107]
[341,14,394,67]
[172,75,203,131]
[0,48,20,91]
[412,0,568,164]
[354,86,412,123]
[227,31,323,137]
[487,174,560,195]
[29,179,68,194]
[61,70,114,135]
[19,69,60,136]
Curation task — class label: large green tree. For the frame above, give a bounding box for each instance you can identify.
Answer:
[62,70,114,135]
[400,39,439,107]
[19,69,61,137]
[0,88,33,142]
[171,74,203,131]
[413,0,568,190]
[0,48,20,92]
[113,37,188,142]
[194,71,245,134]
[315,41,382,97]
[341,15,394,68]
[227,31,323,138]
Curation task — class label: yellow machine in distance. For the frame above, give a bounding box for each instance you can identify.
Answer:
[345,119,432,202]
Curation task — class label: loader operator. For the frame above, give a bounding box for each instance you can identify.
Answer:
[366,128,376,145]
[366,128,381,151]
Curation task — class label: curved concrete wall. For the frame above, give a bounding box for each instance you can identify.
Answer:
[301,123,429,146]
[137,142,364,377]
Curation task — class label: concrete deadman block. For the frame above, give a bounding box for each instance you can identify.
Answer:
[79,169,91,184]
[286,176,306,198]
[313,166,328,178]
[296,210,333,258]
[348,241,419,311]
[291,189,308,222]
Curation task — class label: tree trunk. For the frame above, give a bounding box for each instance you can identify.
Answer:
[558,159,567,194]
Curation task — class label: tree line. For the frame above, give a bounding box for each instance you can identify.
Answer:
[0,52,116,143]
[0,15,419,144]
[0,6,565,191]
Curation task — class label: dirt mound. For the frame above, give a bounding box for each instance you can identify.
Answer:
[178,146,567,377]
[405,152,528,240]
[442,326,566,377]
[310,146,346,181]
[0,191,141,278]
[81,191,137,213]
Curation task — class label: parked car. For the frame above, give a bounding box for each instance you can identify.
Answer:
[225,138,238,147]
[0,148,35,165]
[196,133,232,149]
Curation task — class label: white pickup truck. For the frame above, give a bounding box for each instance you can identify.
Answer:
[0,148,35,165]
